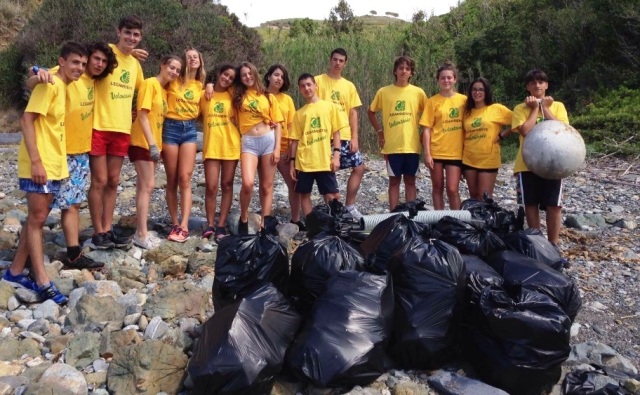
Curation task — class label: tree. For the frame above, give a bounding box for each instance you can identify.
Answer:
[327,0,363,35]
[385,11,399,18]
[289,18,318,38]
[370,10,377,15]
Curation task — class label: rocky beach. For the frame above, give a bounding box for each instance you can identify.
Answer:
[0,137,639,395]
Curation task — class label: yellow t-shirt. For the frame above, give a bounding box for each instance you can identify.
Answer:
[236,89,284,134]
[315,73,362,141]
[369,84,428,154]
[274,92,296,153]
[290,100,348,172]
[419,93,467,160]
[18,74,69,180]
[166,78,203,121]
[512,101,570,173]
[49,66,95,155]
[93,43,144,134]
[200,90,241,160]
[462,104,513,169]
[130,77,167,150]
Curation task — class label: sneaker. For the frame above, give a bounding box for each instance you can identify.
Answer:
[168,226,189,243]
[238,219,249,235]
[202,226,215,239]
[2,270,38,292]
[63,254,104,270]
[214,227,228,243]
[107,230,132,248]
[290,220,307,232]
[37,282,68,305]
[133,234,161,250]
[346,206,364,221]
[91,233,115,250]
[168,224,180,240]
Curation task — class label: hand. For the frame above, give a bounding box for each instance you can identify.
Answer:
[378,135,385,149]
[424,155,434,170]
[149,145,160,161]
[37,69,54,85]
[289,162,297,181]
[131,49,149,62]
[31,161,47,185]
[271,149,280,165]
[542,96,554,108]
[204,83,214,101]
[331,154,340,172]
[350,137,359,153]
[525,96,540,109]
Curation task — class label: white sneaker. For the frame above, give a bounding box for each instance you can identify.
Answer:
[347,206,364,221]
[133,234,161,250]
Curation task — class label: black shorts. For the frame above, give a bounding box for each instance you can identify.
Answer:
[462,164,498,173]
[517,171,563,207]
[295,171,339,195]
[386,153,419,177]
[433,159,463,167]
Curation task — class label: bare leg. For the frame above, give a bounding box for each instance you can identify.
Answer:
[61,205,80,247]
[388,176,401,211]
[239,153,259,222]
[257,153,277,223]
[525,204,541,230]
[162,144,180,226]
[218,160,238,228]
[300,193,313,217]
[404,175,417,203]
[464,169,480,200]
[445,164,462,209]
[88,155,107,233]
[277,159,302,222]
[345,164,364,206]
[546,206,562,245]
[477,171,498,200]
[429,162,445,210]
[204,159,221,227]
[177,142,197,229]
[134,160,156,239]
[102,155,125,230]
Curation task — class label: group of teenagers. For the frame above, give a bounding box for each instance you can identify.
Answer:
[2,15,570,305]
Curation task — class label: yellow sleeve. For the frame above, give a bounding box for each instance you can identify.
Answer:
[269,94,284,123]
[495,104,513,126]
[511,104,529,130]
[419,89,428,113]
[349,83,362,109]
[135,61,144,90]
[136,80,153,111]
[369,89,382,112]
[25,84,53,116]
[289,112,302,141]
[286,95,296,124]
[419,99,435,127]
[554,102,569,123]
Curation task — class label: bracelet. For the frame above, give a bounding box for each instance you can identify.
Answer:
[333,148,340,152]
[290,157,295,161]
[498,133,504,140]
[377,129,383,134]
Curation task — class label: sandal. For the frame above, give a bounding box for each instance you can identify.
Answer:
[202,226,215,239]
[214,227,228,243]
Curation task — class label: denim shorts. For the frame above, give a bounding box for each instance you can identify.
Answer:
[162,118,198,146]
[51,153,90,209]
[241,130,275,157]
[19,178,62,194]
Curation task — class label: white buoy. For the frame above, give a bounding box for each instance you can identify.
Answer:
[522,120,586,179]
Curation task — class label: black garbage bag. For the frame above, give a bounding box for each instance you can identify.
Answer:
[306,199,354,238]
[360,214,426,275]
[487,250,582,321]
[286,271,394,388]
[467,287,571,395]
[213,216,289,310]
[435,216,506,258]
[461,196,524,237]
[290,234,365,313]
[189,284,302,395]
[389,237,466,369]
[462,254,504,319]
[502,228,565,271]
[392,199,428,216]
[563,364,633,395]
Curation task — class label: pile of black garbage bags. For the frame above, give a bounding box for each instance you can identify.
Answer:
[187,198,582,395]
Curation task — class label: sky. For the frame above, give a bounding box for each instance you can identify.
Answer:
[218,0,463,27]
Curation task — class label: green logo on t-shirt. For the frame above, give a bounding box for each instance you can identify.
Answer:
[310,117,321,128]
[88,87,94,100]
[449,107,459,118]
[471,118,481,128]
[214,102,224,114]
[162,99,168,115]
[395,100,405,111]
[184,89,194,100]
[120,70,130,84]
[248,100,259,111]
[330,90,341,101]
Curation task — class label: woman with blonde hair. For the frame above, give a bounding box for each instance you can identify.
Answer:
[233,62,283,233]
[162,47,206,242]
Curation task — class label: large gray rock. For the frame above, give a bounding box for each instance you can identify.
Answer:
[0,338,40,361]
[33,299,60,321]
[0,281,15,310]
[65,332,101,370]
[85,248,129,267]
[565,214,607,230]
[568,342,638,375]
[158,255,188,277]
[144,281,208,321]
[81,280,123,298]
[186,250,214,273]
[144,238,200,265]
[106,340,187,395]
[65,295,126,331]
[31,363,87,395]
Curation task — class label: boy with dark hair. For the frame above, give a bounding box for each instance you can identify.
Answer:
[512,68,569,246]
[27,41,118,269]
[2,42,88,305]
[289,74,347,215]
[368,56,428,211]
[315,47,365,220]
[88,15,145,249]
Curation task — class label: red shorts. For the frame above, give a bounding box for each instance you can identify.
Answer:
[128,145,154,162]
[91,130,130,157]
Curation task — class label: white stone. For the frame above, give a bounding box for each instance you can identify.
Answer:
[123,313,141,326]
[33,299,60,321]
[92,358,109,372]
[26,357,45,368]
[20,331,45,343]
[143,316,168,340]
[17,319,36,330]
[7,296,20,311]
[571,323,582,337]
